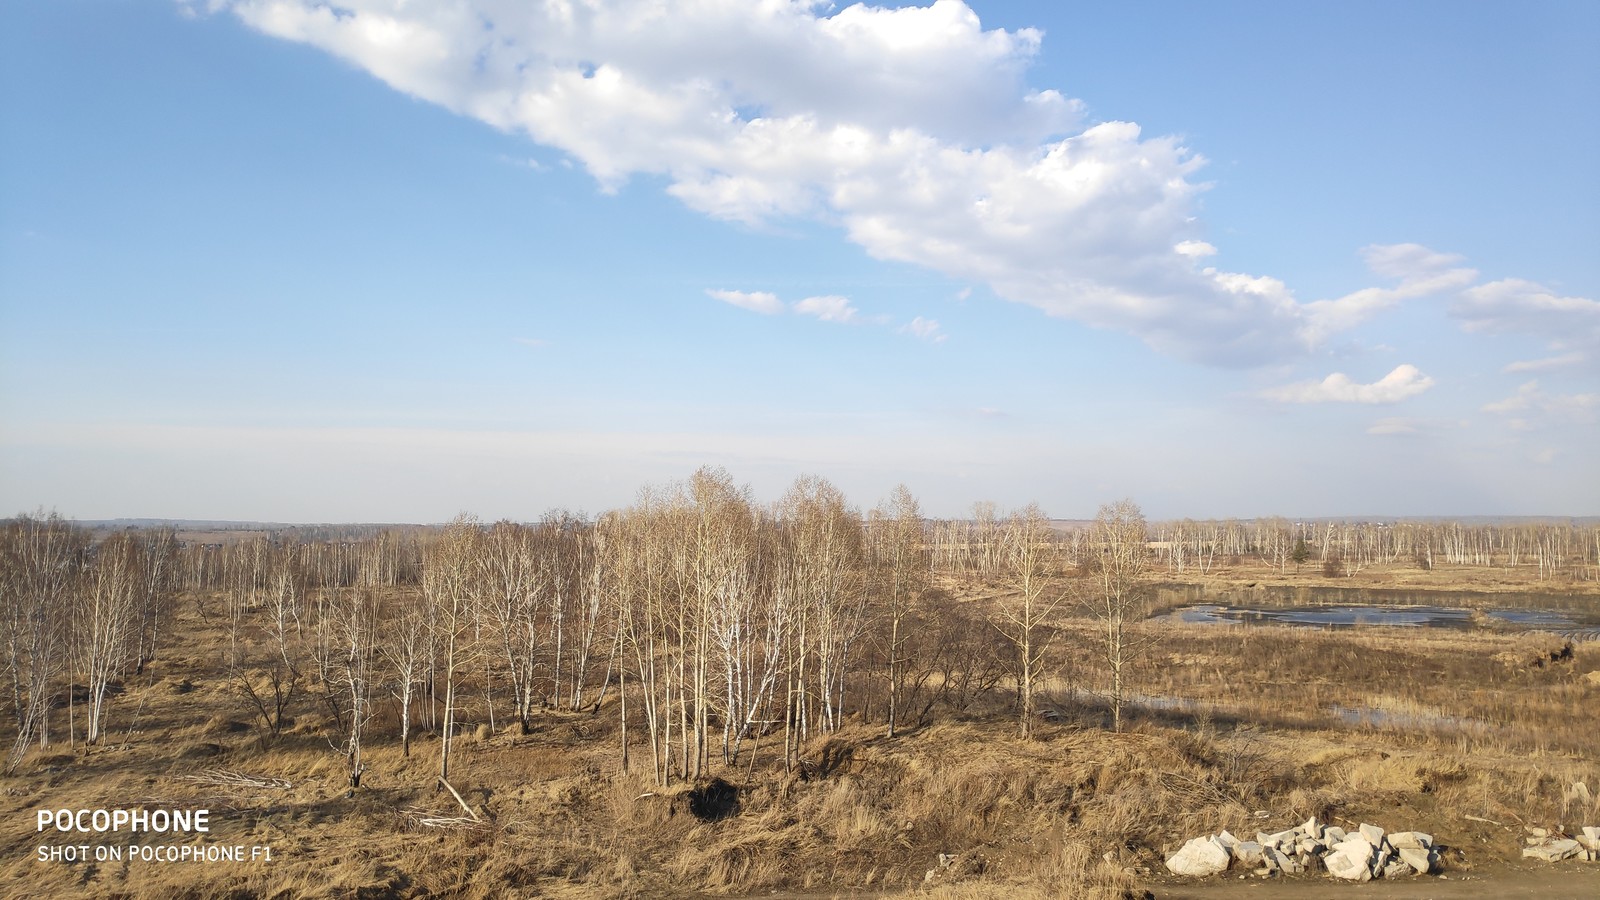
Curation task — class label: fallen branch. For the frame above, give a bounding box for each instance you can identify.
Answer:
[180,769,292,790]
[1465,814,1506,827]
[438,776,481,822]
[402,806,486,830]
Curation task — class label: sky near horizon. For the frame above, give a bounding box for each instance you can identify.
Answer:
[2,1,1597,523]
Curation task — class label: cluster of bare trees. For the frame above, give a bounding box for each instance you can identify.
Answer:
[1151,517,1600,580]
[4,484,1168,783]
[0,513,177,772]
[11,493,1590,790]
[157,478,1149,781]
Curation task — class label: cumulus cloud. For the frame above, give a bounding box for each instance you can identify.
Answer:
[1262,364,1436,404]
[793,295,860,323]
[707,288,785,315]
[199,2,1572,366]
[902,316,947,342]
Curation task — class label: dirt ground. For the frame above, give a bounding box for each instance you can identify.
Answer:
[1150,861,1600,899]
[2,570,1595,899]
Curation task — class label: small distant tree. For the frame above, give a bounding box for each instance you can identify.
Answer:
[228,550,303,741]
[1322,555,1346,578]
[1291,536,1310,571]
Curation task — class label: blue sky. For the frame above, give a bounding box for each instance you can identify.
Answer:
[2,1,1596,523]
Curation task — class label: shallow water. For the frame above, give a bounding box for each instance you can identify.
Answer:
[1152,581,1600,617]
[1146,577,1600,639]
[1153,603,1585,630]
[1329,704,1489,733]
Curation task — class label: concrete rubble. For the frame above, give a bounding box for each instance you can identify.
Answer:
[1165,816,1441,880]
[1167,816,1600,880]
[1524,824,1600,862]
[1164,835,1232,876]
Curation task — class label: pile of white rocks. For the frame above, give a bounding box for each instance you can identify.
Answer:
[1522,825,1600,862]
[1165,817,1438,881]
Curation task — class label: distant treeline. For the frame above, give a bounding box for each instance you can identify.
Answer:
[1147,517,1599,579]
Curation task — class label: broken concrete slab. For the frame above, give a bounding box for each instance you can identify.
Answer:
[1389,830,1433,850]
[1325,848,1374,881]
[1399,846,1433,874]
[1232,841,1264,866]
[1166,836,1232,876]
[1523,839,1582,862]
[1382,858,1413,879]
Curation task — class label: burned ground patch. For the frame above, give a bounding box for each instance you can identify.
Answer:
[688,777,741,821]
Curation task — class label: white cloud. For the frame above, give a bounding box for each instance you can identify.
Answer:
[1263,364,1436,404]
[1300,243,1477,344]
[902,316,947,343]
[513,336,549,348]
[1482,380,1598,426]
[1366,417,1419,436]
[707,288,785,315]
[1503,353,1584,373]
[1454,279,1600,359]
[793,294,860,324]
[202,2,1576,367]
[498,154,546,171]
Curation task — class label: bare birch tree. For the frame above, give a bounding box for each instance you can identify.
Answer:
[77,532,142,745]
[327,585,381,789]
[382,588,428,757]
[423,514,481,785]
[1089,499,1148,733]
[1,513,87,770]
[990,503,1064,738]
[870,485,926,738]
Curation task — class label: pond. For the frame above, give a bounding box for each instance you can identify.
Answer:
[1154,603,1589,629]
[1148,582,1600,639]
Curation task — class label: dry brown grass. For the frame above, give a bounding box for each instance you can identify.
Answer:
[2,584,1597,898]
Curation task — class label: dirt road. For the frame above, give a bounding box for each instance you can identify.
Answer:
[1150,862,1600,899]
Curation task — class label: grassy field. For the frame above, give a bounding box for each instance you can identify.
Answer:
[2,568,1597,899]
